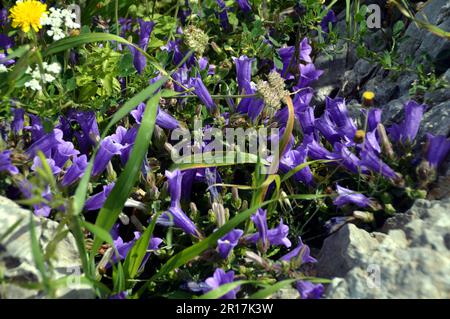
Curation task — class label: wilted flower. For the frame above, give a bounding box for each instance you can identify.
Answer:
[362,91,375,107]
[203,268,240,299]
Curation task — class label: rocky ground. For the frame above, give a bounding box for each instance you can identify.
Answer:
[0,196,94,299]
[312,0,450,299]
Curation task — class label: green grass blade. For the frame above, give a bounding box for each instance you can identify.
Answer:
[249,279,297,299]
[123,211,161,282]
[197,280,260,299]
[28,213,50,293]
[83,221,114,245]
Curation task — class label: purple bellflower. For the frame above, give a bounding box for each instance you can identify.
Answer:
[189,76,218,115]
[159,170,200,237]
[84,183,115,211]
[61,155,88,187]
[279,146,314,186]
[216,0,231,31]
[0,150,19,175]
[360,149,399,180]
[245,209,292,252]
[236,0,251,13]
[333,184,371,208]
[425,133,450,169]
[129,19,155,74]
[280,237,317,264]
[320,9,337,34]
[296,281,324,299]
[297,63,324,88]
[12,108,25,134]
[203,268,240,299]
[92,136,124,176]
[326,97,357,139]
[217,229,244,259]
[31,156,62,175]
[388,100,425,144]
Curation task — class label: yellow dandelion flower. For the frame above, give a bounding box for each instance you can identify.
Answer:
[9,0,48,33]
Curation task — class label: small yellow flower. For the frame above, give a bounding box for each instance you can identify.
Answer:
[9,0,48,33]
[362,91,375,107]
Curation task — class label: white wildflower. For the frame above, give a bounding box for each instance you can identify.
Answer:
[45,62,61,74]
[0,64,8,73]
[41,7,80,41]
[24,79,42,91]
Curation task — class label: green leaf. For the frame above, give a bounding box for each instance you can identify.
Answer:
[393,20,405,37]
[123,211,161,282]
[198,281,259,299]
[90,92,161,256]
[29,213,50,292]
[249,279,297,299]
[82,221,114,245]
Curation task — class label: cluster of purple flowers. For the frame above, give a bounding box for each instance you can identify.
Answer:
[2,0,450,300]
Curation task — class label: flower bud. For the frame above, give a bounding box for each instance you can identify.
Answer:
[354,129,366,144]
[362,91,375,107]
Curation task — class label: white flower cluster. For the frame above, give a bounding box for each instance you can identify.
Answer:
[0,64,7,73]
[24,62,61,91]
[41,7,80,41]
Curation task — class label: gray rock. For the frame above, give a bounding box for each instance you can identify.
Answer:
[418,101,450,138]
[317,224,379,278]
[381,95,410,123]
[269,288,300,299]
[318,198,450,299]
[0,196,95,299]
